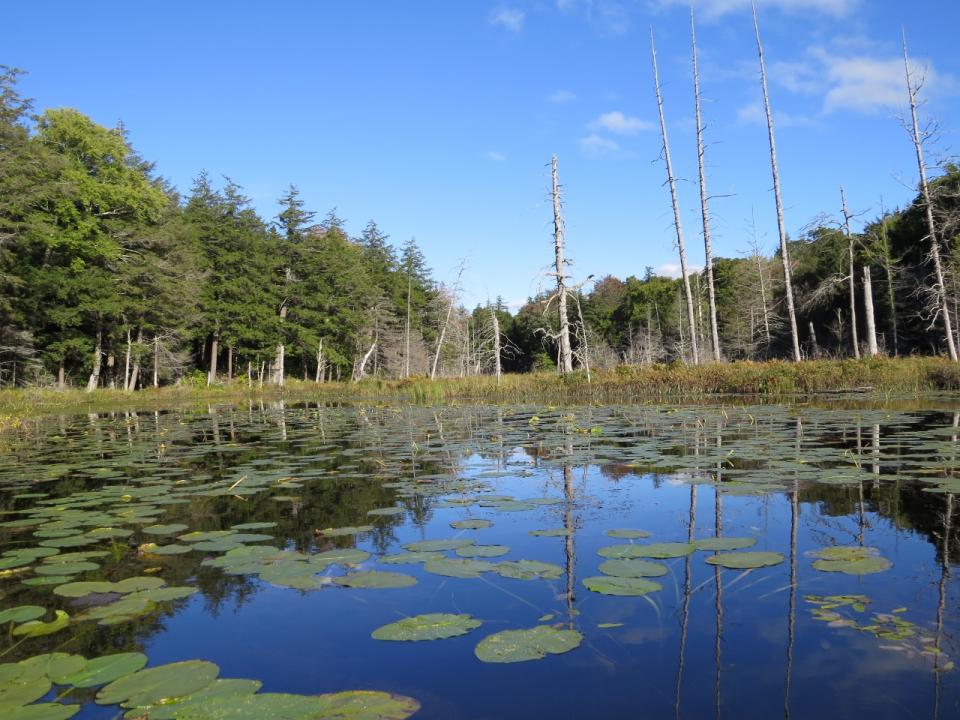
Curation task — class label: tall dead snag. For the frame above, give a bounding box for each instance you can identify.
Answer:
[551,155,574,373]
[86,324,103,392]
[902,31,958,360]
[430,262,465,379]
[314,338,324,383]
[651,28,699,365]
[490,307,502,384]
[840,187,860,358]
[691,8,721,362]
[863,266,879,356]
[752,4,801,361]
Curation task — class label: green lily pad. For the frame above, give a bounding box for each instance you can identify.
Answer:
[606,529,651,539]
[142,524,189,536]
[494,560,563,580]
[18,653,87,684]
[0,605,46,624]
[160,690,420,719]
[694,537,757,551]
[53,581,115,598]
[367,507,405,517]
[424,558,495,578]
[123,678,263,720]
[705,551,785,569]
[528,528,571,537]
[455,545,509,558]
[379,552,445,565]
[34,562,98,576]
[475,626,583,663]
[402,539,474,552]
[310,549,371,566]
[6,702,80,719]
[811,547,892,575]
[372,613,482,641]
[583,576,662,596]
[598,559,668,578]
[450,519,492,530]
[317,525,374,537]
[96,660,219,707]
[60,653,147,688]
[13,610,69,637]
[0,675,52,709]
[146,544,192,555]
[333,571,417,589]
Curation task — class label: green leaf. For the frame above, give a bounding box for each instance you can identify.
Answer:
[96,660,219,707]
[598,559,668,578]
[60,653,147,688]
[705,551,785,569]
[13,610,70,637]
[0,606,46,624]
[424,558,495,578]
[475,626,583,663]
[583,576,662,596]
[333,571,416,589]
[693,537,757,551]
[372,613,482,641]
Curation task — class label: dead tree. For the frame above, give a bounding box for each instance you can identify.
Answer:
[691,8,721,362]
[651,28,699,365]
[551,155,574,373]
[749,212,773,349]
[491,307,502,383]
[902,30,957,360]
[863,266,879,356]
[430,262,465,379]
[840,187,860,358]
[752,3,801,361]
[86,324,103,392]
[314,338,325,383]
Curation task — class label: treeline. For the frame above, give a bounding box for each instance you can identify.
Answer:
[2,61,960,392]
[0,67,446,389]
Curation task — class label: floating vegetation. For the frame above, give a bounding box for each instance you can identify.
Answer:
[606,529,651,539]
[810,547,892,575]
[455,544,509,558]
[372,613,482,641]
[705,551,785,569]
[528,528,571,537]
[333,571,417,589]
[598,542,694,559]
[693,537,756,551]
[598,558,668,578]
[474,626,583,663]
[583,576,662,596]
[450,519,492,530]
[424,558,495,578]
[494,560,562,580]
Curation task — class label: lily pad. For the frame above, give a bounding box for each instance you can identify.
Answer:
[0,605,46,624]
[372,613,482,641]
[13,610,69,637]
[606,529,652,539]
[694,537,757,551]
[96,660,219,707]
[60,652,148,688]
[142,524,189,536]
[528,528,571,537]
[583,576,662,596]
[424,558,495,578]
[317,526,374,537]
[160,690,420,719]
[810,547,891,575]
[494,560,562,580]
[402,539,474,553]
[450,519,492,530]
[705,551,785,569]
[333,571,417,589]
[378,552,445,565]
[6,702,79,719]
[475,626,583,663]
[598,543,693,559]
[455,545,509,558]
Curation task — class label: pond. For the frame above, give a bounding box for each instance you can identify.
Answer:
[0,400,958,719]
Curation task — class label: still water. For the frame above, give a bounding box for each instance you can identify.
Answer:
[1,401,958,719]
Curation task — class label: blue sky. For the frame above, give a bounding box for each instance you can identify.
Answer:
[6,0,960,309]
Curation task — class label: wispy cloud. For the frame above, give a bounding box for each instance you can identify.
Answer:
[490,7,525,32]
[654,0,860,20]
[556,0,631,34]
[590,111,653,135]
[580,134,619,157]
[547,89,578,104]
[736,100,812,127]
[657,262,702,279]
[485,151,507,162]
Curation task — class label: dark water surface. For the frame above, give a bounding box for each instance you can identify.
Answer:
[1,401,959,719]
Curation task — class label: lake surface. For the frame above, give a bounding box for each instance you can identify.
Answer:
[1,400,959,719]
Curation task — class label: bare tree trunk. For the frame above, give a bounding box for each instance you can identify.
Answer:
[247,361,252,386]
[315,338,324,383]
[863,265,879,356]
[208,329,219,385]
[58,361,65,390]
[404,270,412,378]
[153,336,159,388]
[355,341,377,382]
[551,155,574,373]
[692,8,721,362]
[651,29,699,365]
[575,294,591,384]
[274,302,287,385]
[877,205,899,355]
[123,327,132,390]
[840,187,860,358]
[227,346,233,380]
[431,264,465,379]
[903,32,957,360]
[128,327,143,391]
[752,5,801,361]
[491,308,502,384]
[808,321,819,358]
[86,324,103,392]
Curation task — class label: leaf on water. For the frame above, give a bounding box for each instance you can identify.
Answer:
[474,626,583,663]
[598,543,693,559]
[122,678,263,720]
[12,610,70,637]
[705,551,785,569]
[424,558,495,578]
[450,519,492,530]
[367,507,405,517]
[372,613,482,641]
[0,605,46,624]
[455,545,509,558]
[96,660,220,707]
[317,525,374,537]
[606,529,651,539]
[142,524,189,536]
[494,560,562,580]
[693,537,757,551]
[60,652,147,688]
[528,528,571,537]
[5,702,80,719]
[378,552,445,565]
[333,571,417,589]
[402,539,474,553]
[310,548,371,567]
[583,576,662,596]
[598,559,668,578]
[158,690,420,720]
[809,546,891,575]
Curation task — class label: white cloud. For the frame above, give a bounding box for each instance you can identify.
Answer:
[490,7,525,32]
[736,100,811,127]
[555,0,631,34]
[657,263,702,279]
[486,151,507,162]
[654,0,860,20]
[590,110,653,135]
[547,89,578,104]
[579,134,619,156]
